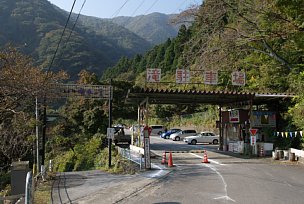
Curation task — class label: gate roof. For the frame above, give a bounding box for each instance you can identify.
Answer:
[125,87,295,106]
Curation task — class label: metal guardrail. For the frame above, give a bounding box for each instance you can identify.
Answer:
[118,148,144,171]
[0,171,34,204]
[25,171,34,204]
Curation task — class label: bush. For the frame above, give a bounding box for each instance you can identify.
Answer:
[53,134,107,172]
[0,172,10,192]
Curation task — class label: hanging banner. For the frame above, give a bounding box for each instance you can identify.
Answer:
[176,69,191,83]
[277,132,280,137]
[295,132,298,137]
[300,131,303,137]
[289,132,293,138]
[146,68,161,83]
[204,70,218,85]
[231,71,246,86]
[285,132,288,138]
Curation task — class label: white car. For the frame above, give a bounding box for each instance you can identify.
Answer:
[184,132,219,145]
[170,130,196,141]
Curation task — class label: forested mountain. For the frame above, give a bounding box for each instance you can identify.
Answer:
[103,0,304,95]
[0,0,152,79]
[110,13,180,45]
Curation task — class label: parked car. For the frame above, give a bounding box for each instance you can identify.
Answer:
[183,131,219,145]
[160,128,182,139]
[170,129,197,141]
[150,125,165,135]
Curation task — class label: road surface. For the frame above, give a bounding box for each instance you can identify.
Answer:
[51,135,304,204]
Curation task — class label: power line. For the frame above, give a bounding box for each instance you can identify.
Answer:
[57,0,87,66]
[143,0,159,15]
[123,0,146,26]
[129,0,159,27]
[45,0,77,77]
[111,0,130,18]
[130,0,146,17]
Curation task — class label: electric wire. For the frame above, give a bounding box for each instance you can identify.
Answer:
[57,0,87,66]
[123,0,146,27]
[130,0,145,17]
[111,0,130,18]
[129,0,159,27]
[44,0,77,79]
[143,0,159,15]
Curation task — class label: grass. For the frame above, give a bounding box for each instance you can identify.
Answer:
[33,173,56,204]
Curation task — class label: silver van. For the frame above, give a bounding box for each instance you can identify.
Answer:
[150,125,165,135]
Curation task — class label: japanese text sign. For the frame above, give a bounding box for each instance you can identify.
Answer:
[204,70,218,85]
[232,71,246,86]
[146,68,161,83]
[176,69,190,83]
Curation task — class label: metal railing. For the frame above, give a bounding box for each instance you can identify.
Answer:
[118,148,144,170]
[25,171,34,204]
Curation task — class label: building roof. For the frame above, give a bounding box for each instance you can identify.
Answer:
[125,87,295,106]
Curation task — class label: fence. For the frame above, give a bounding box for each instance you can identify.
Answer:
[118,147,144,171]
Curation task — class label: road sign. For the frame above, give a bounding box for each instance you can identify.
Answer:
[250,136,256,146]
[107,128,115,139]
[50,84,112,99]
[249,129,258,136]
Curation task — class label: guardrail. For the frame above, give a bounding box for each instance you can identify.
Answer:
[118,147,144,170]
[0,171,34,204]
[25,171,34,204]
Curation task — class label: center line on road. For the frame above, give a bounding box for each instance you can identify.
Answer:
[189,153,225,166]
[190,153,235,203]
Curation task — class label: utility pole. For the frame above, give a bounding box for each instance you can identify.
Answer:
[35,97,40,174]
[41,97,47,176]
[108,79,113,168]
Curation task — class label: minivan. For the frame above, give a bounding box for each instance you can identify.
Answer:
[150,125,165,135]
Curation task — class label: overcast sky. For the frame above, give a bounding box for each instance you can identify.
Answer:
[48,0,202,19]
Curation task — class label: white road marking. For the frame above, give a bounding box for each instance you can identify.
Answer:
[190,153,235,203]
[189,153,226,166]
[148,163,168,178]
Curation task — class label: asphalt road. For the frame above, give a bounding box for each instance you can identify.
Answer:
[51,135,304,204]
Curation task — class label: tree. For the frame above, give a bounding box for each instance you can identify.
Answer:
[0,46,67,165]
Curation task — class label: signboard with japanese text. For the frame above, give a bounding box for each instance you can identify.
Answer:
[250,136,256,146]
[229,109,240,123]
[144,136,151,169]
[146,68,161,83]
[51,84,112,99]
[204,70,218,85]
[107,128,115,139]
[176,69,191,83]
[231,71,246,86]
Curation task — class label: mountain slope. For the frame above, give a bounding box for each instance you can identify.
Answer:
[0,0,152,79]
[111,13,179,45]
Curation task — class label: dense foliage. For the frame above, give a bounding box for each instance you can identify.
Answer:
[0,46,67,170]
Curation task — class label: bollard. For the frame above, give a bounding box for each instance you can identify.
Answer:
[289,152,295,161]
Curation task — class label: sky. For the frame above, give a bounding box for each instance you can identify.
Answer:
[48,0,202,19]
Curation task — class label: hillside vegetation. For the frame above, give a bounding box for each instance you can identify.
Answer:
[0,0,152,79]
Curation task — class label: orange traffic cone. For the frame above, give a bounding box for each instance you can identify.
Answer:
[168,151,174,167]
[202,150,210,163]
[161,151,167,165]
